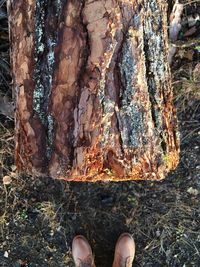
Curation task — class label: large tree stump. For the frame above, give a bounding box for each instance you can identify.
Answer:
[8,0,179,181]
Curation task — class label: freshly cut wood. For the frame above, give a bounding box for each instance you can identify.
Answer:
[8,0,179,181]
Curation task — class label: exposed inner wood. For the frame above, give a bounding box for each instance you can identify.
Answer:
[8,0,180,181]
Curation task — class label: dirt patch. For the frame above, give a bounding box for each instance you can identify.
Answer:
[0,108,200,267]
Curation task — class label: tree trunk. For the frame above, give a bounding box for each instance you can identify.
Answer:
[8,0,179,181]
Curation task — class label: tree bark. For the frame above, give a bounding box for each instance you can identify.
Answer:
[8,0,179,181]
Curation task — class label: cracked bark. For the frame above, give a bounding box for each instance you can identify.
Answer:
[8,0,180,181]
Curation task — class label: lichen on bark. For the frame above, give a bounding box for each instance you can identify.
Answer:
[119,27,144,148]
[33,0,46,118]
[33,0,63,158]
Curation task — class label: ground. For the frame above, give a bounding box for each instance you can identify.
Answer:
[0,1,200,267]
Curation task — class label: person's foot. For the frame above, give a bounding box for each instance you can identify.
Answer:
[72,235,95,267]
[112,233,135,267]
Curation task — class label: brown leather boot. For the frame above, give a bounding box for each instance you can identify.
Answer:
[112,233,135,267]
[72,235,96,267]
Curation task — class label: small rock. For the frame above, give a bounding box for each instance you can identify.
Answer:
[187,187,198,196]
[156,230,161,237]
[3,175,12,185]
[11,165,17,171]
[4,251,9,258]
[50,230,54,236]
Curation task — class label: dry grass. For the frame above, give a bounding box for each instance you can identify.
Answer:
[0,122,14,177]
[0,0,10,95]
[174,62,200,87]
[173,63,200,110]
[0,1,14,180]
[37,201,62,230]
